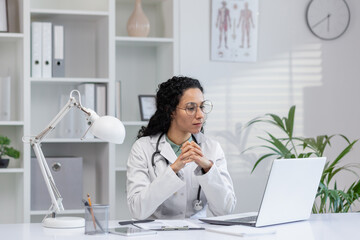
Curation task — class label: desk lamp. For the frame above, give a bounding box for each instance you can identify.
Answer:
[23,90,125,228]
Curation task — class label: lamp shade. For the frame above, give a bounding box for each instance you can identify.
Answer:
[89,116,126,144]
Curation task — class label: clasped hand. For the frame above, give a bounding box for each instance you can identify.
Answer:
[170,141,213,174]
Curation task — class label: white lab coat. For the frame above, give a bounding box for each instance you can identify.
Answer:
[126,132,236,220]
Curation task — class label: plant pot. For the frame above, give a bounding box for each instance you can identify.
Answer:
[0,158,9,168]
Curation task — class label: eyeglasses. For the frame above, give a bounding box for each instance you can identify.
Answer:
[177,100,213,116]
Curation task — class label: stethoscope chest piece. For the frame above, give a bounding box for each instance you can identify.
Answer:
[152,132,203,212]
[193,199,203,211]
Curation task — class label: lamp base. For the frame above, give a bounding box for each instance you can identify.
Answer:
[42,216,85,228]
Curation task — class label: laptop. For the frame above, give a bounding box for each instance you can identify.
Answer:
[200,157,326,227]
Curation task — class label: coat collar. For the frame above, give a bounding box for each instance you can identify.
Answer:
[149,132,206,145]
[149,132,207,165]
[150,133,177,164]
[192,132,205,145]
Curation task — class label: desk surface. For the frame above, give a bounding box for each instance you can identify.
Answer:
[1,213,359,240]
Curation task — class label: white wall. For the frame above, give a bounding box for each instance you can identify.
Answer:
[179,0,360,213]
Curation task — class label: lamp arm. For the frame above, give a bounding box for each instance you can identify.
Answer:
[35,98,84,143]
[29,90,91,215]
[32,142,64,214]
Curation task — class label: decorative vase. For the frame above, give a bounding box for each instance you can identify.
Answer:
[0,158,9,168]
[127,0,150,37]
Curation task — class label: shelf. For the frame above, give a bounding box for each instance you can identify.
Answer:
[116,37,173,47]
[30,78,110,84]
[42,138,107,143]
[0,33,24,42]
[31,9,109,20]
[119,0,168,4]
[115,167,127,172]
[0,168,24,174]
[123,121,148,126]
[30,209,84,215]
[0,121,24,126]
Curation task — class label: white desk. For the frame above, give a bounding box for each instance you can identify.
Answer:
[0,213,358,240]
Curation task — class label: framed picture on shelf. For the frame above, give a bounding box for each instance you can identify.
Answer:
[138,95,156,121]
[0,0,8,32]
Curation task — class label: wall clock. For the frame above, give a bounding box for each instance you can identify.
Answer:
[306,0,350,40]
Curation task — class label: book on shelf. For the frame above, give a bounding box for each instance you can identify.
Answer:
[0,75,10,121]
[0,0,8,32]
[57,93,75,138]
[95,84,107,117]
[116,81,121,120]
[78,83,95,139]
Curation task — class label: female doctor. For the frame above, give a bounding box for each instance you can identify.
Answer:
[126,76,236,220]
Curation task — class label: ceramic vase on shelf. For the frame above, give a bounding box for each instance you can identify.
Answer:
[127,0,150,37]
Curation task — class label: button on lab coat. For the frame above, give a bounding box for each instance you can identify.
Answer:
[126,132,236,220]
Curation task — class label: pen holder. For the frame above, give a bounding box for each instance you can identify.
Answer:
[84,204,109,235]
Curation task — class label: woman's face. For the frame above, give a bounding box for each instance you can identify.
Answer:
[171,88,205,134]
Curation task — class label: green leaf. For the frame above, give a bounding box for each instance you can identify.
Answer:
[338,134,351,144]
[326,167,344,186]
[351,180,360,194]
[267,133,291,157]
[328,140,358,170]
[245,117,264,128]
[0,135,20,159]
[4,147,20,159]
[266,114,285,132]
[251,153,277,173]
[298,152,315,158]
[285,105,295,138]
[0,136,10,145]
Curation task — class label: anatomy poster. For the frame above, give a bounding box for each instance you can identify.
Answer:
[211,0,259,62]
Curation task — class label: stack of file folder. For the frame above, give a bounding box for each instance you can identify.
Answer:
[31,22,64,78]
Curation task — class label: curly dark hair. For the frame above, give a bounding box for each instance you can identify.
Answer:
[137,76,204,138]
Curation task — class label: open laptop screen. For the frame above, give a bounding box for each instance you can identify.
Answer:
[200,157,326,227]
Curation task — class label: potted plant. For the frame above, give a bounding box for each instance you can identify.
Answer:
[0,135,20,168]
[244,106,360,213]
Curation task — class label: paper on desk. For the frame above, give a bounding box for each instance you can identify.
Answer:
[135,219,201,230]
[206,225,276,237]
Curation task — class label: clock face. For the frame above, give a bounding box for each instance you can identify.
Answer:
[306,0,350,40]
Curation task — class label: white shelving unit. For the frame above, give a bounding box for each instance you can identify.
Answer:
[112,0,178,219]
[0,0,178,224]
[0,0,26,224]
[27,0,111,224]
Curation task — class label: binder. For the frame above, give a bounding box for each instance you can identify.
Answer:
[31,22,42,78]
[42,22,52,78]
[0,76,10,121]
[52,25,65,77]
[57,94,75,138]
[78,83,95,138]
[0,0,8,32]
[115,81,121,119]
[95,84,107,117]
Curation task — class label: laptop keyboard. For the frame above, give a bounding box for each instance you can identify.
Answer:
[230,215,258,223]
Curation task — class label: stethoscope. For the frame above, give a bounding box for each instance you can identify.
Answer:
[151,132,203,212]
